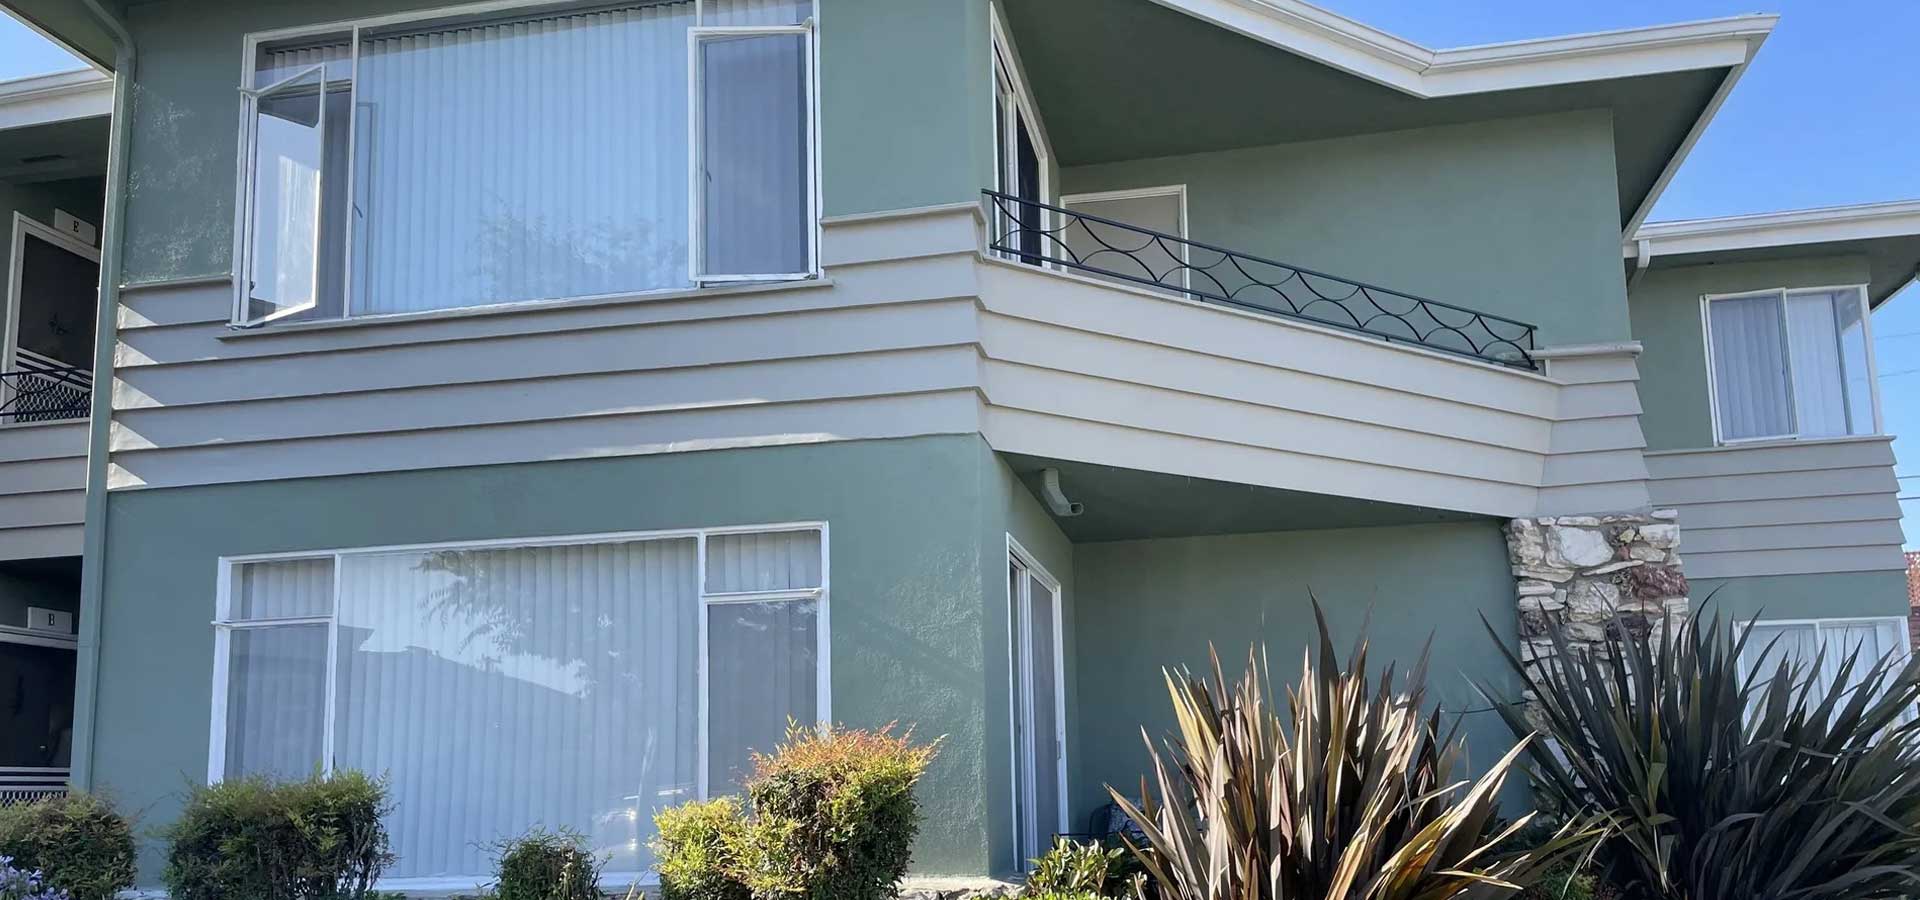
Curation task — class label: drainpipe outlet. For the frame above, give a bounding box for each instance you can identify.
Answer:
[1040,468,1083,517]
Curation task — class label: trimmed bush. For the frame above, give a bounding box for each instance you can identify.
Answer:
[652,724,939,900]
[161,770,393,900]
[1020,838,1128,899]
[492,828,604,900]
[654,799,749,900]
[0,793,135,900]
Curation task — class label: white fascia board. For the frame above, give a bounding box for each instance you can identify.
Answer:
[0,68,112,131]
[1626,200,1920,259]
[1146,0,1773,98]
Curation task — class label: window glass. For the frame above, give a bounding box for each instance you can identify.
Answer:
[215,528,824,883]
[0,641,76,770]
[1739,619,1908,712]
[245,65,327,323]
[1835,290,1876,434]
[1783,291,1848,436]
[1708,294,1793,440]
[696,31,812,278]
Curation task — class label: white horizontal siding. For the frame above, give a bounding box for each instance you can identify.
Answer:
[1534,348,1651,515]
[1647,437,1906,580]
[0,421,87,560]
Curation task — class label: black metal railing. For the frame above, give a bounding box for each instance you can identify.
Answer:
[0,770,69,807]
[984,190,1539,369]
[1,363,92,424]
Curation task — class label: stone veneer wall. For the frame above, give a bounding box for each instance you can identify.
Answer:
[1504,510,1689,723]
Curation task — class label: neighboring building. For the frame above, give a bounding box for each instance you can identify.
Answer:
[1906,551,1920,648]
[0,0,1914,889]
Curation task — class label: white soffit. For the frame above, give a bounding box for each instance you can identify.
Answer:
[0,68,111,131]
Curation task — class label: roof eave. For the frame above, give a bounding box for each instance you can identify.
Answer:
[0,67,111,130]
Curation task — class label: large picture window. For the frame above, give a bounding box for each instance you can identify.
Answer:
[235,0,817,326]
[210,525,828,889]
[1738,617,1909,711]
[1703,285,1880,443]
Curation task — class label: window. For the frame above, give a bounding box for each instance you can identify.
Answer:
[1738,617,1909,709]
[989,9,1048,264]
[1059,186,1190,292]
[210,525,827,888]
[1704,285,1880,443]
[235,0,817,326]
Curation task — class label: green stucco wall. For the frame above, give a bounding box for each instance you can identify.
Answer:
[1060,110,1629,346]
[115,0,993,284]
[1627,254,1873,451]
[1068,520,1525,821]
[89,435,1012,883]
[1691,570,1910,623]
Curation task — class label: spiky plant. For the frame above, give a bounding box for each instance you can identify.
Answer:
[1485,610,1920,900]
[1111,603,1591,900]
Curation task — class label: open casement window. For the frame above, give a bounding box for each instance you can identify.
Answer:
[209,525,827,888]
[238,64,332,325]
[990,21,1048,266]
[1705,286,1881,443]
[1738,618,1912,719]
[690,24,817,284]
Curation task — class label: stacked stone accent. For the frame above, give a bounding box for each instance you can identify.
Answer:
[1504,510,1689,725]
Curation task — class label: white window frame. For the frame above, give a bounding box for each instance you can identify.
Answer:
[1700,283,1884,445]
[989,5,1054,244]
[688,22,821,286]
[1736,615,1911,701]
[208,521,829,893]
[1004,533,1067,871]
[231,0,823,328]
[1058,184,1191,292]
[5,211,102,374]
[233,62,333,326]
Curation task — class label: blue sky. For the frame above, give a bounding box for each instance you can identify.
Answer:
[3,4,1918,541]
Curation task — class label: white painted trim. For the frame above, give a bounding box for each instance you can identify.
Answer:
[1629,199,1920,264]
[1141,0,1770,98]
[1700,284,1880,446]
[1060,184,1191,292]
[0,625,79,651]
[0,68,111,130]
[989,2,1056,253]
[1526,341,1643,360]
[5,212,101,379]
[207,521,831,874]
[1004,534,1067,871]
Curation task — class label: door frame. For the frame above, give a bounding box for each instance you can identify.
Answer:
[1005,534,1067,869]
[4,211,102,375]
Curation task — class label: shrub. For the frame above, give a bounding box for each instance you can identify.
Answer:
[161,770,394,900]
[654,798,749,900]
[1114,600,1596,900]
[1487,610,1920,900]
[492,828,604,900]
[652,724,939,900]
[0,857,69,900]
[0,793,136,900]
[1021,838,1128,898]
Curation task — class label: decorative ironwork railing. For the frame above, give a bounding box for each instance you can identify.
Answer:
[0,363,91,425]
[0,769,68,807]
[983,190,1539,369]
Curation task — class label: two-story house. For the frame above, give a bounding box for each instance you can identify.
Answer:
[0,0,1915,892]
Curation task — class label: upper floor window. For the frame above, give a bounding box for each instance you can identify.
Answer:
[1703,285,1880,443]
[236,0,816,327]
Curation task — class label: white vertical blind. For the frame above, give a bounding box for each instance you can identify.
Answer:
[224,624,330,780]
[1709,295,1793,440]
[696,31,811,277]
[1741,619,1908,712]
[351,3,695,314]
[1784,291,1849,437]
[706,530,822,592]
[702,0,810,26]
[706,600,818,789]
[332,539,698,879]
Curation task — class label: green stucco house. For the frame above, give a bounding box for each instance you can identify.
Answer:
[0,0,1916,892]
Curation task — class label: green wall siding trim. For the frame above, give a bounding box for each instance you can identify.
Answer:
[1691,570,1909,623]
[114,0,992,283]
[1627,255,1873,451]
[1059,110,1629,346]
[91,436,1004,882]
[1069,521,1525,820]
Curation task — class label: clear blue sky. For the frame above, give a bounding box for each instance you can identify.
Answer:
[4,4,1918,541]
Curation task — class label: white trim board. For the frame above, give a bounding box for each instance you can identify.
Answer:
[0,68,111,131]
[1628,199,1920,260]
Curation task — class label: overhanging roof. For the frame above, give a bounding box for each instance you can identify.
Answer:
[1005,0,1776,236]
[1626,201,1920,307]
[0,68,111,131]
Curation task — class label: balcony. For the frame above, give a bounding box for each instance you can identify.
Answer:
[982,191,1538,369]
[1,362,91,425]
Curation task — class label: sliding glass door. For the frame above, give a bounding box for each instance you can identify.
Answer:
[1008,543,1064,869]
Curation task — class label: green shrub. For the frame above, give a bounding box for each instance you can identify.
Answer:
[1021,838,1126,898]
[161,770,394,900]
[654,798,749,900]
[652,724,939,900]
[1487,610,1920,900]
[0,792,136,900]
[492,828,604,900]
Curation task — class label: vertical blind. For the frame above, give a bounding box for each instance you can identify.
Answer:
[1741,619,1907,710]
[247,0,815,322]
[1708,288,1875,441]
[218,528,824,883]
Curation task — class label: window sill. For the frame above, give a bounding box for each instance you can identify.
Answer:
[1646,433,1895,456]
[217,277,832,341]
